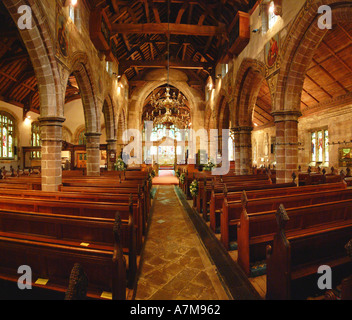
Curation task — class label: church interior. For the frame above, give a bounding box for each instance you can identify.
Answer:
[0,0,352,301]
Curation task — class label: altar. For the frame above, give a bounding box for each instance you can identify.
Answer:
[143,136,188,166]
[158,145,175,166]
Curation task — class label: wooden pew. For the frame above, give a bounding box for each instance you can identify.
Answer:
[0,196,144,254]
[61,179,150,212]
[236,195,352,277]
[198,175,273,220]
[0,202,137,290]
[210,181,298,233]
[0,212,128,300]
[220,181,348,250]
[266,205,352,300]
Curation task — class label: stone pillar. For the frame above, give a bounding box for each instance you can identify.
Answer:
[85,132,101,176]
[233,127,241,175]
[272,111,301,183]
[39,116,65,192]
[107,139,117,171]
[239,127,253,175]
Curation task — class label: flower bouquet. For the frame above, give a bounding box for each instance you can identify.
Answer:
[203,159,216,171]
[115,158,127,171]
[189,180,198,198]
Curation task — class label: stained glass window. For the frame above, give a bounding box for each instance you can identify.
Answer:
[324,130,329,162]
[311,132,316,162]
[78,130,86,145]
[311,129,329,163]
[268,1,278,30]
[148,124,184,142]
[0,113,14,159]
[69,5,75,23]
[318,131,323,162]
[31,122,41,159]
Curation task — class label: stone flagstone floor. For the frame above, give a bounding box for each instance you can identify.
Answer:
[135,185,230,300]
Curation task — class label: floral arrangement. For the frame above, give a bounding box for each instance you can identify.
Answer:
[175,170,180,178]
[179,173,185,184]
[115,158,127,171]
[203,159,216,171]
[148,170,156,183]
[190,180,199,198]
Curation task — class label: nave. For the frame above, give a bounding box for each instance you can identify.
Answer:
[135,185,229,301]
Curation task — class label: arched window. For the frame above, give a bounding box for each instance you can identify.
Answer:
[268,1,278,29]
[78,129,86,145]
[311,129,329,164]
[69,2,81,31]
[0,112,14,159]
[31,122,41,159]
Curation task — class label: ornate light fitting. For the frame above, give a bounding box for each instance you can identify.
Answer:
[145,0,189,129]
[150,87,186,110]
[145,102,191,129]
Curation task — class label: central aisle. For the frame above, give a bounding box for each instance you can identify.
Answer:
[135,185,229,300]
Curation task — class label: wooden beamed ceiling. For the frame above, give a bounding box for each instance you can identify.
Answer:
[0,2,81,115]
[253,21,352,129]
[0,1,39,114]
[301,22,352,111]
[89,0,257,84]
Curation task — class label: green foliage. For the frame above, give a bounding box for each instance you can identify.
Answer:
[190,179,198,198]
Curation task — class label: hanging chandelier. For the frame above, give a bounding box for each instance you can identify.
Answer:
[150,87,186,110]
[144,0,189,129]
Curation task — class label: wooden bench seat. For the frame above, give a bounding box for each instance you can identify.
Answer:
[236,197,352,276]
[266,205,352,300]
[0,207,137,289]
[0,213,128,300]
[0,196,144,253]
[209,181,299,233]
[196,174,273,219]
[0,188,149,238]
[218,181,347,248]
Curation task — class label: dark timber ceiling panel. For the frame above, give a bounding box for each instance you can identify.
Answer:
[0,1,39,114]
[89,0,257,85]
[0,2,82,114]
[301,22,352,111]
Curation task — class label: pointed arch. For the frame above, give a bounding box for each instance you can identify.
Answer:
[68,52,99,134]
[232,58,267,127]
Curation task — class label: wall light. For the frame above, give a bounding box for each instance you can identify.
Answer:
[71,0,78,6]
[24,116,31,126]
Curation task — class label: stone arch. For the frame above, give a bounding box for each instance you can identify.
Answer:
[3,0,64,191]
[232,59,267,175]
[233,58,267,127]
[3,0,63,118]
[217,95,230,132]
[274,1,352,112]
[68,52,100,134]
[116,108,126,156]
[102,95,116,141]
[128,69,204,131]
[272,1,352,183]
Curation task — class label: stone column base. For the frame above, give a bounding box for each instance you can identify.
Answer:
[39,116,65,192]
[85,132,102,176]
[272,111,301,183]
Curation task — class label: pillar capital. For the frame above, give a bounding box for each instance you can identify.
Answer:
[38,116,66,126]
[272,110,302,122]
[231,126,253,133]
[85,132,102,138]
